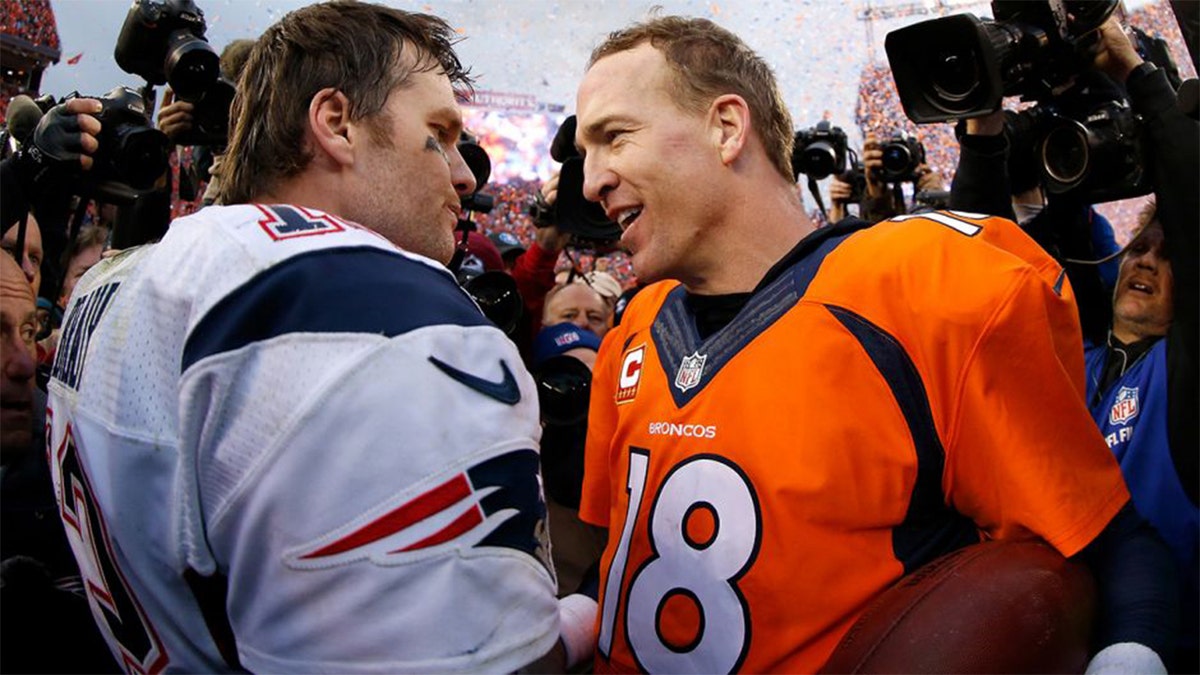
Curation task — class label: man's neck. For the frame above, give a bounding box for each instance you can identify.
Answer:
[682,185,814,295]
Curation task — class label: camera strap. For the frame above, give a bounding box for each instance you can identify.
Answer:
[807,176,829,223]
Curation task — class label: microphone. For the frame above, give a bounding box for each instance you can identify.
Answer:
[6,95,44,146]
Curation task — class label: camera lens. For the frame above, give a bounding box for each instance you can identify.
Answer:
[164,33,220,101]
[462,271,523,338]
[882,145,912,174]
[802,141,839,179]
[931,52,981,102]
[113,127,171,189]
[1041,120,1090,188]
[534,355,593,426]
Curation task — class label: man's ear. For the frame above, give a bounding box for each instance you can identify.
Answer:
[710,94,750,166]
[308,87,354,167]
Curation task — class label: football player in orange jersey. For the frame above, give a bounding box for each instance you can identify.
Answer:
[551,15,1179,675]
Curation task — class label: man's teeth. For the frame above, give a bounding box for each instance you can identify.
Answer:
[1132,282,1152,292]
[618,208,642,227]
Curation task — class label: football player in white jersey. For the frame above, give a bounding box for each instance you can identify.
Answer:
[46,3,568,672]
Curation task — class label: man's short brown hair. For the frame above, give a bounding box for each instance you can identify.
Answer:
[589,16,795,182]
[220,0,473,204]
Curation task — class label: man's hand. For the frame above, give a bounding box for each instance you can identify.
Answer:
[964,109,1006,137]
[862,133,886,198]
[1093,16,1145,84]
[32,98,103,170]
[915,163,944,192]
[828,174,853,223]
[540,170,560,207]
[534,171,572,252]
[157,89,196,144]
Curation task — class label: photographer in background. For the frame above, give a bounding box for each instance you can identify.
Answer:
[950,17,1197,671]
[829,131,944,223]
[156,38,255,206]
[0,97,104,303]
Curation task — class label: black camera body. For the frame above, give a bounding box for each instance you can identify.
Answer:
[792,120,849,180]
[1005,91,1149,204]
[115,0,218,98]
[63,87,171,201]
[838,161,867,204]
[878,133,926,183]
[115,0,232,147]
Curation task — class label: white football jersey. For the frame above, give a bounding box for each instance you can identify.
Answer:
[46,204,559,673]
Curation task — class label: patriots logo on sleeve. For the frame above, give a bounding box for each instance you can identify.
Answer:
[285,450,551,573]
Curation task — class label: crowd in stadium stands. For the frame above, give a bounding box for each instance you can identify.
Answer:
[0,0,59,52]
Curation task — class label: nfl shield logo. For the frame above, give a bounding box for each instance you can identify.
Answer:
[674,352,707,392]
[1109,386,1140,425]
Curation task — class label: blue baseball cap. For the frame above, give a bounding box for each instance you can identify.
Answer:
[533,323,602,366]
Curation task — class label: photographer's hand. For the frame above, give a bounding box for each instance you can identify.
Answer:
[1094,17,1144,84]
[157,89,196,144]
[964,110,1005,137]
[914,163,944,193]
[32,98,102,170]
[540,170,560,207]
[862,134,886,198]
[828,174,852,223]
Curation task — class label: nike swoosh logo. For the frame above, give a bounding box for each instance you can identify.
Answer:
[428,356,521,405]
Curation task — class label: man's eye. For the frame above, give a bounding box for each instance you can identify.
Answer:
[20,324,36,343]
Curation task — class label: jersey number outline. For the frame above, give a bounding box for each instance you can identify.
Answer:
[599,449,762,673]
[891,210,985,236]
[54,421,169,674]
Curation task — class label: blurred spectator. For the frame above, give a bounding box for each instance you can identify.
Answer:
[36,222,108,365]
[542,280,610,339]
[0,252,118,674]
[458,229,505,280]
[489,230,526,270]
[1,212,43,296]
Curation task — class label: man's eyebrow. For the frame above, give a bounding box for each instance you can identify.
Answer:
[431,106,464,135]
[578,114,635,150]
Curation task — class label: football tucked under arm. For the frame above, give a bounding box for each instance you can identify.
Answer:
[820,540,1097,674]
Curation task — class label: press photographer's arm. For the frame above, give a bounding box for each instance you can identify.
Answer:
[1096,15,1198,490]
[0,98,102,230]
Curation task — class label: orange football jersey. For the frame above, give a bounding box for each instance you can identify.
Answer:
[580,212,1129,673]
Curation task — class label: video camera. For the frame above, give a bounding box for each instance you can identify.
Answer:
[792,120,849,180]
[879,133,926,183]
[527,116,622,249]
[114,0,234,147]
[885,0,1121,123]
[886,0,1167,203]
[37,87,171,204]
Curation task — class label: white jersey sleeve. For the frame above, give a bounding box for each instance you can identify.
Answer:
[47,204,559,673]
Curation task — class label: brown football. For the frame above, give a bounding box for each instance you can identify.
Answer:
[821,539,1096,674]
